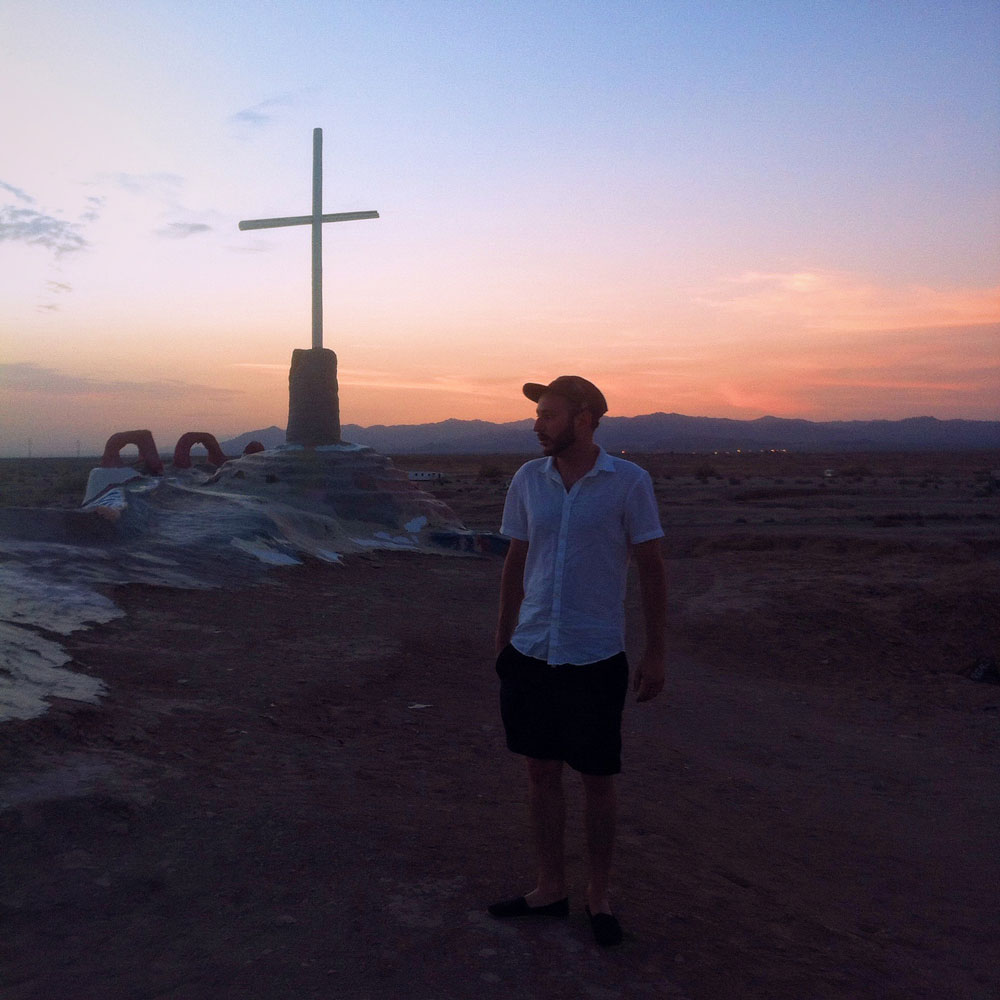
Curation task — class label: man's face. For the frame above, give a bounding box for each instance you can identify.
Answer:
[533,392,580,456]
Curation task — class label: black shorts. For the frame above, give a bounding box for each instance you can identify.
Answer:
[495,644,629,776]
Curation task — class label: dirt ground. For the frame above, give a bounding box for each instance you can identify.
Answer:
[1,451,999,999]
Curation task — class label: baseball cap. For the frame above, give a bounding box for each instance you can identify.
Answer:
[522,375,608,418]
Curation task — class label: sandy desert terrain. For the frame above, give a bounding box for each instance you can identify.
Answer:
[1,450,998,999]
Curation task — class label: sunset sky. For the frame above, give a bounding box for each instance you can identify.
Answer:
[1,0,998,456]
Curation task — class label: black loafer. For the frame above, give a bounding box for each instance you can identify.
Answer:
[586,905,623,946]
[488,895,569,918]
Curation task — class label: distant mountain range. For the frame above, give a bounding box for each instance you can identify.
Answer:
[222,413,1000,455]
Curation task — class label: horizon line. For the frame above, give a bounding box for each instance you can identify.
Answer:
[5,409,998,460]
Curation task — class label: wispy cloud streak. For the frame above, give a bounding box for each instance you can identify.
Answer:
[156,222,213,239]
[0,181,35,203]
[104,172,185,199]
[0,203,89,256]
[229,93,299,129]
[1,363,242,400]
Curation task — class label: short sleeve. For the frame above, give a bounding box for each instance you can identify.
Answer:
[624,469,664,544]
[500,466,530,540]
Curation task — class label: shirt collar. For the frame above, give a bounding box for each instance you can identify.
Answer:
[593,446,615,472]
[544,446,613,482]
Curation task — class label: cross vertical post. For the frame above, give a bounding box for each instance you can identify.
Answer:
[311,127,323,350]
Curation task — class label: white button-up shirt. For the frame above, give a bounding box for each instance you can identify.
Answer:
[501,448,664,665]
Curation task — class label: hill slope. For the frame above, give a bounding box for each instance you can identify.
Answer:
[222,414,1000,455]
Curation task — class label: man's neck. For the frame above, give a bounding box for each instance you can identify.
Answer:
[554,442,600,490]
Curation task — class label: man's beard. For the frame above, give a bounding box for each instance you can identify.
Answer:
[541,424,576,456]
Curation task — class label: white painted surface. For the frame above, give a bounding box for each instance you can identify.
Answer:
[83,467,145,504]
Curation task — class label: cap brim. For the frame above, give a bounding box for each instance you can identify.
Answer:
[522,382,548,402]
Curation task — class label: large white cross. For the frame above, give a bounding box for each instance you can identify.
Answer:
[238,127,379,350]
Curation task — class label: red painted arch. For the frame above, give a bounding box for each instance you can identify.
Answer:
[172,432,229,469]
[100,430,164,475]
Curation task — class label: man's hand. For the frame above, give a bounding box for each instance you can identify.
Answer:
[495,539,528,657]
[632,650,665,702]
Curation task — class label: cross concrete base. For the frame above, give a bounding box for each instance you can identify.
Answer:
[286,348,341,446]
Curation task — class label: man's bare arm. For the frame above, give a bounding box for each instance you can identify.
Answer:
[495,538,528,654]
[631,538,667,702]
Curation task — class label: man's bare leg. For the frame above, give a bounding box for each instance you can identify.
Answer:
[581,773,616,914]
[524,757,567,905]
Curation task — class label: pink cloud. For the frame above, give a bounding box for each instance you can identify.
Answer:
[697,269,1000,332]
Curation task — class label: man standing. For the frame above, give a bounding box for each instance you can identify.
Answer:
[488,375,666,947]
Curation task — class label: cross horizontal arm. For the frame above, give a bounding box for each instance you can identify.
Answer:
[238,210,379,231]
